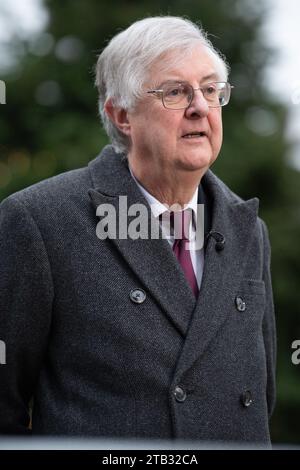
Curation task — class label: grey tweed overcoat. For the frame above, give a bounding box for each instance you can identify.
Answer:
[0,145,276,444]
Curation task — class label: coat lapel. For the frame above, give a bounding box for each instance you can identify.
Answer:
[174,170,260,376]
[88,146,196,336]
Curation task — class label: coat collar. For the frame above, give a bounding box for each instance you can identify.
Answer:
[88,146,259,373]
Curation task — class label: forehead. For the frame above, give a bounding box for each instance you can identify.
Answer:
[149,45,221,84]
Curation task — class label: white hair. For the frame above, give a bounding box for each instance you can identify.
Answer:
[95,16,229,154]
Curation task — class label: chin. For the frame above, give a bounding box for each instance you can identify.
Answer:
[178,152,214,172]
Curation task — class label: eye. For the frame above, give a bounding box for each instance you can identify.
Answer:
[205,84,217,95]
[164,85,183,98]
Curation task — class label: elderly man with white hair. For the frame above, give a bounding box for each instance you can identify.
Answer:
[0,16,276,445]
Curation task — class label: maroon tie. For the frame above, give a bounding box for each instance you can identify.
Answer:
[172,210,199,297]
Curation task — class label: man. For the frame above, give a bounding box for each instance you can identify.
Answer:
[0,16,276,444]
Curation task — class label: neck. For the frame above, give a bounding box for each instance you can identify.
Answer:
[128,158,206,207]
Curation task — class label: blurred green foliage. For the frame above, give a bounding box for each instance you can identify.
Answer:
[0,0,300,444]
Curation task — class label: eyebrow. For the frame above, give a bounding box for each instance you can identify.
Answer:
[201,73,220,82]
[156,73,221,88]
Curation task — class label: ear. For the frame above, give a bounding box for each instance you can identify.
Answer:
[104,98,131,136]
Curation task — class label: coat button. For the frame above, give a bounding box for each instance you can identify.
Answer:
[235,296,246,312]
[174,386,187,403]
[241,390,253,407]
[130,288,146,304]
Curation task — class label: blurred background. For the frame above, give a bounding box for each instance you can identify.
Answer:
[0,0,299,444]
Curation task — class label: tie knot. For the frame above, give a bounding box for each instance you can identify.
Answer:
[170,209,192,240]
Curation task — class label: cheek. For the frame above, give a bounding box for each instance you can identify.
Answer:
[151,114,181,147]
[129,105,182,151]
[162,113,183,141]
[209,112,223,147]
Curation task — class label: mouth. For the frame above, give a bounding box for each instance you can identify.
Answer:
[182,131,207,139]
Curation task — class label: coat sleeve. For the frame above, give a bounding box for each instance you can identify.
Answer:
[0,195,53,434]
[260,219,277,419]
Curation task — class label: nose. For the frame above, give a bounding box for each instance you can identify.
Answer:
[184,88,209,119]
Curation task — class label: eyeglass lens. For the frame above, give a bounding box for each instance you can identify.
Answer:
[162,82,229,109]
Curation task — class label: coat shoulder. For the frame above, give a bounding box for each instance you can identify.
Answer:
[0,164,92,214]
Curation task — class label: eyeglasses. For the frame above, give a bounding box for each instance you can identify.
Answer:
[147,81,233,109]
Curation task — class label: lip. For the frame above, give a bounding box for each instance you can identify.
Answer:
[181,131,208,139]
[181,133,208,142]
